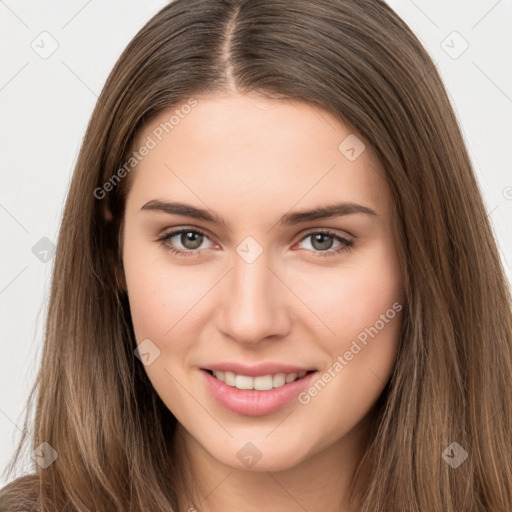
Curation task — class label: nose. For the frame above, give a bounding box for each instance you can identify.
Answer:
[216,249,292,345]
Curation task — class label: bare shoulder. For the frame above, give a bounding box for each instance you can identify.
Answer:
[0,474,40,511]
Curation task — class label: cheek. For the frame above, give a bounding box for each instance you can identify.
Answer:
[293,241,403,343]
[123,238,221,363]
[295,289,402,450]
[124,263,170,341]
[122,236,188,342]
[293,242,403,432]
[290,240,403,416]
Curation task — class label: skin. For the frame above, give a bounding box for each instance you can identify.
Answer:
[120,92,405,511]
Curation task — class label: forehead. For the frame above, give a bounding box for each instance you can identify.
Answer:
[127,93,389,218]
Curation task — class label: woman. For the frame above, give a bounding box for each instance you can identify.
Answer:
[1,0,511,510]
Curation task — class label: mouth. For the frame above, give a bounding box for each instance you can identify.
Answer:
[202,368,317,391]
[201,367,319,416]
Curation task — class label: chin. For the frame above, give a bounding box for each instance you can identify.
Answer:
[204,435,311,473]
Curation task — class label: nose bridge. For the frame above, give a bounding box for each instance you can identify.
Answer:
[217,244,290,344]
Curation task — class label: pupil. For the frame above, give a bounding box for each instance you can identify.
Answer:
[313,234,333,251]
[182,231,202,249]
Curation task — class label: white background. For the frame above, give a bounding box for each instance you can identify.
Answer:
[1,0,511,485]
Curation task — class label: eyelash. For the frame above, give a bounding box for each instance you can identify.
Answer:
[157,227,353,258]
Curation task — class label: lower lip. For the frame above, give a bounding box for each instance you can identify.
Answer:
[201,369,317,416]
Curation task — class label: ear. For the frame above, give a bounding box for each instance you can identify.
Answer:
[115,263,128,293]
[103,202,114,222]
[103,202,128,293]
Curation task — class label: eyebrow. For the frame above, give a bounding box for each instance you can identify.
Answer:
[140,199,377,228]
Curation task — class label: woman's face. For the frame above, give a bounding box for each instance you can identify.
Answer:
[121,93,404,472]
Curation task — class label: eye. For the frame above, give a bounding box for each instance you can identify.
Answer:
[295,229,353,257]
[157,227,215,257]
[157,227,353,258]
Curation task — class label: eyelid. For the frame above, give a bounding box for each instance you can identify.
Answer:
[294,228,353,255]
[157,225,216,248]
[157,225,211,239]
[298,227,353,242]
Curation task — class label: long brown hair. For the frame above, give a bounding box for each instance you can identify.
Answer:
[2,1,511,510]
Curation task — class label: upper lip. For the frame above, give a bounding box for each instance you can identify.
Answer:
[202,362,317,377]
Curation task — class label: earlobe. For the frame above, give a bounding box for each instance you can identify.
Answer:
[103,203,113,222]
[102,203,127,292]
[116,265,128,293]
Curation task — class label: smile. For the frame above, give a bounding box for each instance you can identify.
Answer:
[201,368,318,416]
[207,369,312,390]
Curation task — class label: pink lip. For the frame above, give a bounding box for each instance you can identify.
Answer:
[201,369,318,416]
[202,362,316,377]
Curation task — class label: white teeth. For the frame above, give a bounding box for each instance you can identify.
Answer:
[235,374,254,390]
[272,373,286,387]
[254,375,274,390]
[224,371,236,386]
[285,372,297,383]
[211,370,310,390]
